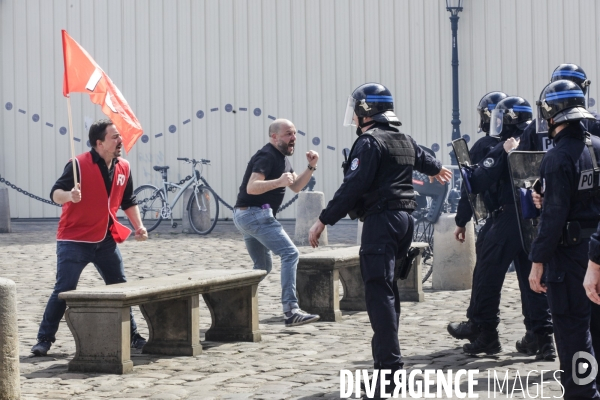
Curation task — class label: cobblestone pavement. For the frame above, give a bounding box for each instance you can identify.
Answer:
[1,218,563,399]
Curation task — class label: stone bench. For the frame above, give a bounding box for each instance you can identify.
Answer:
[59,269,266,374]
[296,243,428,322]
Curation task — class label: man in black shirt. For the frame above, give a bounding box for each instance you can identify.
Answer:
[233,118,320,327]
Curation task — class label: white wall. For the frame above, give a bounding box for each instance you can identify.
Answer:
[2,0,600,219]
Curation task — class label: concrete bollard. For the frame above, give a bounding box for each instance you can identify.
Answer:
[181,188,211,234]
[294,191,328,246]
[432,214,476,290]
[0,278,21,400]
[0,188,11,233]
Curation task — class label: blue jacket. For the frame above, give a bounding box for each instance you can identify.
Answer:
[455,134,501,227]
[530,124,600,263]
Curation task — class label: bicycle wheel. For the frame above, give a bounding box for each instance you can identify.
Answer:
[412,217,434,283]
[188,185,219,235]
[132,184,166,232]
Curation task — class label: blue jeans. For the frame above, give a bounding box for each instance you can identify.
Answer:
[37,234,138,342]
[233,207,299,313]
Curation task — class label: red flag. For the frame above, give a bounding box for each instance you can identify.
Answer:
[62,30,143,153]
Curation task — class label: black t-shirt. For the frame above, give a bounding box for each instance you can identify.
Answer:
[235,143,294,214]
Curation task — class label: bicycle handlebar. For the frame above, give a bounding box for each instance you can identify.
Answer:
[177,157,211,165]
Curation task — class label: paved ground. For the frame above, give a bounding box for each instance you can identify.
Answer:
[1,218,564,399]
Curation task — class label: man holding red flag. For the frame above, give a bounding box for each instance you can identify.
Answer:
[31,119,148,356]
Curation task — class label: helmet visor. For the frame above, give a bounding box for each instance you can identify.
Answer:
[536,104,549,135]
[587,88,596,114]
[490,108,504,137]
[343,96,357,127]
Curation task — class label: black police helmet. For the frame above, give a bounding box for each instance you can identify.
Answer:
[537,80,594,124]
[350,83,401,126]
[476,91,508,132]
[495,96,533,127]
[551,64,591,95]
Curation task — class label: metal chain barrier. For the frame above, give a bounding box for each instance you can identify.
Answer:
[137,191,161,205]
[279,176,315,211]
[177,176,193,186]
[0,172,310,213]
[0,174,62,207]
[138,175,195,204]
[200,177,234,211]
[278,193,299,212]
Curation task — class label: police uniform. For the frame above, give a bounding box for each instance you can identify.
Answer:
[530,79,600,399]
[455,134,501,253]
[466,136,552,350]
[457,96,553,356]
[456,91,507,257]
[449,91,510,344]
[453,135,499,337]
[319,122,441,375]
[530,124,600,398]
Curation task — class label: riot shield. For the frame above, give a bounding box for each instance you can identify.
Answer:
[507,151,545,254]
[452,138,488,224]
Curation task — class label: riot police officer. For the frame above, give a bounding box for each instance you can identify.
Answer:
[449,96,555,358]
[454,91,507,243]
[529,80,600,399]
[514,64,600,153]
[308,83,451,397]
[449,91,507,341]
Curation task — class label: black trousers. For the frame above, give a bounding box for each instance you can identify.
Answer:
[467,205,552,334]
[466,218,492,313]
[360,210,413,372]
[546,240,600,400]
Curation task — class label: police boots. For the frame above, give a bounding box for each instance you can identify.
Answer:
[535,333,556,361]
[463,329,502,355]
[447,320,480,342]
[515,330,538,356]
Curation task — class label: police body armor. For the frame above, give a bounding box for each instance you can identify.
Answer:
[563,133,600,246]
[344,127,416,221]
[451,138,491,224]
[509,133,600,251]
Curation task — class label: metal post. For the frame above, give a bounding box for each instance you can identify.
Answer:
[450,14,461,146]
[448,10,462,189]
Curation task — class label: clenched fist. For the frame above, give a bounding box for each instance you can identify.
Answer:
[532,192,543,209]
[71,184,82,203]
[504,137,520,153]
[278,172,295,187]
[135,226,148,241]
[306,150,319,167]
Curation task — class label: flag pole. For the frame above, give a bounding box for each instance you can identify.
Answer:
[66,95,78,187]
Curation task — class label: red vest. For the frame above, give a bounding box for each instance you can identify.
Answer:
[57,152,132,243]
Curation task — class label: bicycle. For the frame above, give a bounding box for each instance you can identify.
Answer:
[131,157,219,235]
[412,208,435,283]
[411,166,452,284]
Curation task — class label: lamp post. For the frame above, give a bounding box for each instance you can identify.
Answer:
[447,0,463,169]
